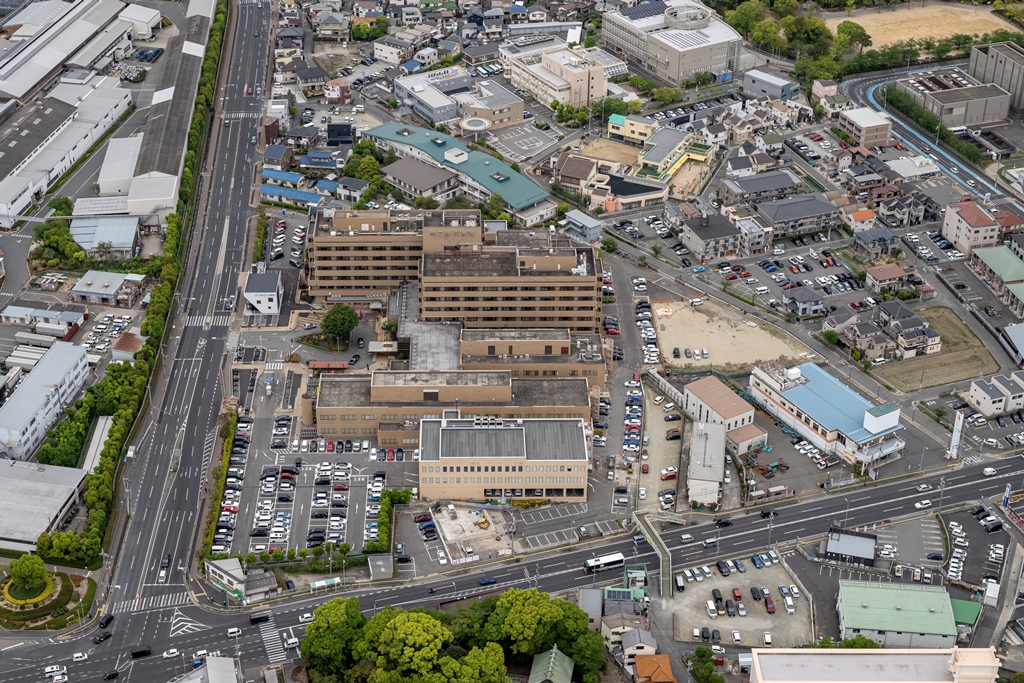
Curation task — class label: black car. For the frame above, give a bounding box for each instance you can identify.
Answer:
[161,554,171,568]
[350,354,361,365]
[93,631,112,644]
[103,673,119,681]
[99,614,114,628]
[278,493,293,502]
[715,518,732,528]
[750,586,762,601]
[664,414,681,421]
[760,509,778,518]
[270,440,286,449]
[926,553,944,561]
[311,510,328,519]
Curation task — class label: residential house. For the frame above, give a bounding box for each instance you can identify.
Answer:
[376,36,413,64]
[970,246,1024,318]
[846,321,897,361]
[724,113,756,143]
[353,0,379,16]
[822,309,859,337]
[601,613,645,649]
[607,114,657,147]
[702,122,728,148]
[852,226,898,260]
[755,193,842,238]
[335,177,370,202]
[528,6,547,21]
[871,184,901,205]
[783,287,825,318]
[821,94,853,117]
[865,264,910,294]
[846,209,876,232]
[276,26,304,50]
[323,78,351,104]
[725,155,755,178]
[878,300,917,327]
[811,79,839,101]
[262,145,292,171]
[553,153,597,195]
[634,655,676,683]
[755,132,784,155]
[719,169,801,206]
[317,12,348,39]
[875,193,942,229]
[261,169,303,188]
[509,4,528,22]
[969,371,1024,417]
[619,629,658,666]
[297,65,328,96]
[942,197,1000,255]
[283,125,324,148]
[888,315,942,358]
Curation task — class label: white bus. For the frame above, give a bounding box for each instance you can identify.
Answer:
[583,552,626,574]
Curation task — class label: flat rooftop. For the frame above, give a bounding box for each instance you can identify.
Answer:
[316,376,590,408]
[372,370,511,386]
[685,375,751,420]
[461,329,572,342]
[419,417,588,462]
[0,460,85,545]
[838,580,957,636]
[751,648,983,683]
[422,251,518,278]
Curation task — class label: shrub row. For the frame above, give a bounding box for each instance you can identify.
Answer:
[0,573,72,621]
[362,489,411,553]
[33,0,229,567]
[201,412,237,559]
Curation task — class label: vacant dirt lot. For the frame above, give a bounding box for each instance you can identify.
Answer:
[872,306,998,391]
[579,137,640,167]
[824,6,1015,47]
[659,299,817,372]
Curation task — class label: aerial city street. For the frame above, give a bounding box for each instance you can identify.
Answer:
[5,0,1024,681]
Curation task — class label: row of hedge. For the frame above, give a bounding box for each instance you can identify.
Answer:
[883,86,985,165]
[362,489,411,554]
[252,211,267,262]
[201,412,237,560]
[0,573,72,622]
[33,0,229,568]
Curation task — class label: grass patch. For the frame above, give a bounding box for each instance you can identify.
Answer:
[295,333,348,353]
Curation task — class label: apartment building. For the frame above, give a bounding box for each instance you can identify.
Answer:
[941,197,999,254]
[838,108,892,148]
[305,208,481,303]
[507,46,607,109]
[417,414,589,503]
[607,114,658,146]
[310,371,592,452]
[459,329,607,389]
[969,371,1024,416]
[755,194,842,238]
[676,212,743,260]
[719,169,801,205]
[419,232,602,333]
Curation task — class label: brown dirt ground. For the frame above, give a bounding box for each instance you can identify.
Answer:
[659,299,817,372]
[578,138,641,167]
[872,306,998,391]
[825,6,1016,47]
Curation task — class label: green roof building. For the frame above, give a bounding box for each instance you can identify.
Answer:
[837,580,957,648]
[364,122,556,225]
[528,645,574,683]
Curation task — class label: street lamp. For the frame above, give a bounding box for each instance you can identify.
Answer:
[843,498,851,528]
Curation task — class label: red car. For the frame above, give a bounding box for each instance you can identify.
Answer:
[602,276,612,284]
[838,141,847,149]
[765,597,776,614]
[414,514,432,523]
[641,464,649,474]
[280,472,295,480]
[387,449,395,461]
[222,505,238,513]
[633,372,640,382]
[333,482,349,491]
[606,327,620,335]
[894,143,903,151]
[725,273,738,281]
[327,441,335,452]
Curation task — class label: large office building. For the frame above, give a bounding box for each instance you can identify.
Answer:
[394,67,471,124]
[458,329,607,390]
[364,122,556,226]
[969,42,1024,114]
[749,361,905,467]
[602,0,741,88]
[0,342,88,460]
[417,414,589,503]
[308,371,592,452]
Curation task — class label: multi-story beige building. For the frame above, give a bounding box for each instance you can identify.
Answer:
[419,232,603,333]
[459,329,607,389]
[417,413,589,503]
[305,208,482,304]
[307,371,593,452]
[508,47,607,109]
[941,197,999,255]
[838,108,891,148]
[607,114,658,146]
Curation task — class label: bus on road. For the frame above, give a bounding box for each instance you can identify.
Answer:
[583,552,625,573]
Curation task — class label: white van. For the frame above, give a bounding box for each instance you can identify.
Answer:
[680,533,694,543]
[72,654,88,662]
[706,600,718,618]
[675,575,686,592]
[663,403,676,412]
[784,597,795,615]
[702,348,709,359]
[284,637,300,649]
[755,286,770,295]
[702,538,717,549]
[158,569,167,583]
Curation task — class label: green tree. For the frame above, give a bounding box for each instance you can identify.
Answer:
[600,237,618,253]
[9,554,47,595]
[372,612,453,676]
[845,0,855,14]
[839,635,881,648]
[689,646,727,683]
[751,18,785,50]
[321,304,359,344]
[301,597,367,677]
[836,20,872,52]
[823,329,839,346]
[483,588,563,655]
[725,0,768,37]
[652,244,663,258]
[774,0,800,17]
[584,35,596,48]
[654,87,682,103]
[47,195,73,216]
[510,162,521,173]
[414,196,439,209]
[352,23,370,40]
[626,100,642,114]
[356,155,380,181]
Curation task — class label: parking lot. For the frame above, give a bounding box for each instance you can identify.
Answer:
[670,551,813,648]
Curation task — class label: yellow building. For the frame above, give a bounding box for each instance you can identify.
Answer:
[508,48,607,109]
[417,413,589,503]
[608,114,658,146]
[458,328,608,389]
[309,371,593,450]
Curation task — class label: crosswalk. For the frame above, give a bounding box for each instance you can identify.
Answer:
[202,431,217,474]
[185,314,231,327]
[265,362,283,370]
[111,591,190,614]
[225,111,261,119]
[257,615,287,662]
[962,454,983,465]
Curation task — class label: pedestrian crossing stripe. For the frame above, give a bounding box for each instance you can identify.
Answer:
[258,616,287,663]
[185,315,231,327]
[111,591,190,614]
[265,362,283,370]
[225,111,260,119]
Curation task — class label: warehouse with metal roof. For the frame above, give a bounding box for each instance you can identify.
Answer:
[837,580,958,648]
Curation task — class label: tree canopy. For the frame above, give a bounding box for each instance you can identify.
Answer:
[321,304,359,342]
[9,553,47,594]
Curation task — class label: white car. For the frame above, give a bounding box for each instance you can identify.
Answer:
[639,488,647,500]
[299,613,315,623]
[914,500,932,510]
[916,484,932,492]
[437,549,448,565]
[983,467,997,476]
[163,649,180,659]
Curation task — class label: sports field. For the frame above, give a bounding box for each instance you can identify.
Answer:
[825,6,1015,47]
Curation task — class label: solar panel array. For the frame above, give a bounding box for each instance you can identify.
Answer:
[620,0,667,20]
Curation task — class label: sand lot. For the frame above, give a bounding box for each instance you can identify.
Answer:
[579,138,640,167]
[825,6,1015,47]
[659,299,817,372]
